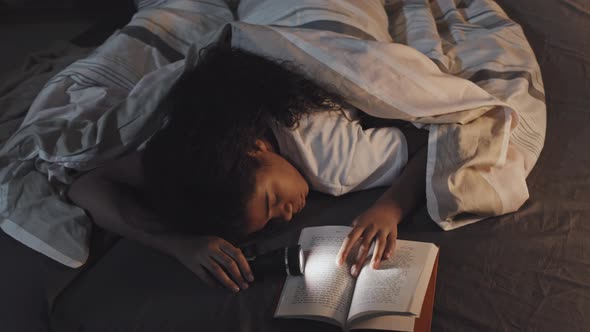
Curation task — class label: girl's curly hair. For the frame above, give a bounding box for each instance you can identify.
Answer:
[142,43,346,238]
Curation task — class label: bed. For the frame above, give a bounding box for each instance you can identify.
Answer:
[1,0,589,331]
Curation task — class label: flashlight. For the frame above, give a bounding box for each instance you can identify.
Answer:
[244,245,305,278]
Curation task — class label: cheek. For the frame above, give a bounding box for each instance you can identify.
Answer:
[281,160,305,183]
[288,165,308,189]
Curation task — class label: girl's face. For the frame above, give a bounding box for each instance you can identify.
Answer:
[243,139,309,234]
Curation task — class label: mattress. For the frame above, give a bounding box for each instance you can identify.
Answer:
[1,0,587,331]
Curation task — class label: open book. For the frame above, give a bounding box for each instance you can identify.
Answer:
[274,226,439,331]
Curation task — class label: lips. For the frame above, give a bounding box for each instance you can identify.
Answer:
[296,193,307,213]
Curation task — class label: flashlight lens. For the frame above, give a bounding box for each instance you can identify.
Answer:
[299,248,305,274]
[286,245,304,276]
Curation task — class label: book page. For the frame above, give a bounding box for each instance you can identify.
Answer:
[274,226,355,327]
[349,314,415,332]
[347,240,438,323]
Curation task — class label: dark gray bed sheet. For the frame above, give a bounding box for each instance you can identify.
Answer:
[49,0,590,331]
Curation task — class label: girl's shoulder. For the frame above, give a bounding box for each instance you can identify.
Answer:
[86,151,146,188]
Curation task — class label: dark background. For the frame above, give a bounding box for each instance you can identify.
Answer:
[0,0,135,77]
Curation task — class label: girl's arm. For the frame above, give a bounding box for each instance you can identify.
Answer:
[337,141,428,277]
[67,153,253,292]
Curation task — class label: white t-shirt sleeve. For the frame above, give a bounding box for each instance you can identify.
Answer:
[272,109,408,196]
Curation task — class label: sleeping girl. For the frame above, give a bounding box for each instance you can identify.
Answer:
[67,43,429,293]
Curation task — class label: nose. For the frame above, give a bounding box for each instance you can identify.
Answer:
[280,202,294,222]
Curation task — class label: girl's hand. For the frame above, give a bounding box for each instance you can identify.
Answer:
[336,145,427,278]
[170,235,254,292]
[336,201,401,277]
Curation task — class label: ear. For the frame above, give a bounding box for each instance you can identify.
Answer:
[248,139,271,157]
[254,139,273,152]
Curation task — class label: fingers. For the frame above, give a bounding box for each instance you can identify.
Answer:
[383,233,397,260]
[371,232,388,269]
[351,228,377,277]
[220,242,255,282]
[211,250,249,291]
[204,258,241,293]
[350,244,367,277]
[193,266,222,288]
[337,225,364,266]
